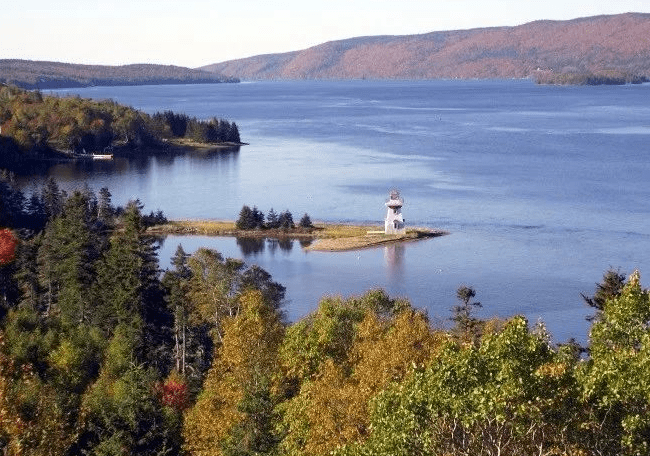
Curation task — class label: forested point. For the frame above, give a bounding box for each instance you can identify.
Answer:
[2,175,650,455]
[0,85,242,167]
[533,70,648,85]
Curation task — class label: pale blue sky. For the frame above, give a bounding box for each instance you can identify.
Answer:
[3,0,649,67]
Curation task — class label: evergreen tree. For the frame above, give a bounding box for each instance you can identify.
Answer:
[266,208,279,229]
[218,120,231,141]
[582,267,626,321]
[162,244,192,375]
[0,175,26,229]
[53,192,97,325]
[252,206,265,229]
[36,190,103,323]
[228,122,241,144]
[222,379,278,456]
[40,176,64,220]
[236,205,255,230]
[97,186,114,225]
[76,323,180,456]
[93,200,159,336]
[299,213,313,229]
[278,210,294,230]
[451,285,483,343]
[25,193,47,231]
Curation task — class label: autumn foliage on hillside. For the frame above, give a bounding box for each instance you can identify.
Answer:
[203,13,650,81]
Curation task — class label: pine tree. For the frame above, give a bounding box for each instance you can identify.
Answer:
[266,208,279,229]
[40,177,64,220]
[25,193,47,231]
[97,186,114,225]
[36,190,103,324]
[93,200,158,335]
[228,122,241,144]
[582,268,626,321]
[163,244,191,374]
[278,210,294,230]
[299,213,313,229]
[236,205,255,230]
[451,285,483,343]
[53,191,101,326]
[252,206,264,229]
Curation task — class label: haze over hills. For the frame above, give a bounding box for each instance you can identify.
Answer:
[200,13,650,81]
[0,60,238,89]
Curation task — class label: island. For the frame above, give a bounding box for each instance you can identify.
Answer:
[147,219,447,251]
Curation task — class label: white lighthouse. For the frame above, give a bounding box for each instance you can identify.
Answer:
[384,190,405,234]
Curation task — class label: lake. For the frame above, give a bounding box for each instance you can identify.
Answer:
[16,80,650,343]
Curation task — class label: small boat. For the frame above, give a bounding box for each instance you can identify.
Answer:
[91,154,114,160]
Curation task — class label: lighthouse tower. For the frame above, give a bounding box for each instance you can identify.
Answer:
[384,190,405,234]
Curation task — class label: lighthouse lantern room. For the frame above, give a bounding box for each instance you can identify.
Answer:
[384,190,405,234]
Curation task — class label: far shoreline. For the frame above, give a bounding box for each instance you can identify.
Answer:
[147,219,449,252]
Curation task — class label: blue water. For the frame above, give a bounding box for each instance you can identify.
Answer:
[20,80,650,343]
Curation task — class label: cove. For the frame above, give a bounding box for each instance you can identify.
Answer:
[13,79,650,343]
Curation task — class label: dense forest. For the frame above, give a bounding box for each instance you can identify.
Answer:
[0,60,238,90]
[533,70,648,86]
[1,176,650,455]
[0,85,242,166]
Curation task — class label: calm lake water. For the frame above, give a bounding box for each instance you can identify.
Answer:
[16,80,650,343]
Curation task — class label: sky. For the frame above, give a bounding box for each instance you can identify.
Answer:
[3,0,650,68]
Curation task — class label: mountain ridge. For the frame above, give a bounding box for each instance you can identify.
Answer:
[0,60,238,89]
[199,13,650,81]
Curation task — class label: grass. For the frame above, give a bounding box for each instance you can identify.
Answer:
[147,220,448,251]
[167,138,243,151]
[148,219,237,235]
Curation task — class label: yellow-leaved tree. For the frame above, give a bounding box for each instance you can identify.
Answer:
[277,290,442,456]
[183,290,285,456]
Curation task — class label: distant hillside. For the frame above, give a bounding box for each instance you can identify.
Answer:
[0,60,238,89]
[200,13,650,81]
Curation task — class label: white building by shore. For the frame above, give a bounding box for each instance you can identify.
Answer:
[384,190,405,234]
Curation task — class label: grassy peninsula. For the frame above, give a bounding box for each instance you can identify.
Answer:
[0,85,243,168]
[148,219,447,251]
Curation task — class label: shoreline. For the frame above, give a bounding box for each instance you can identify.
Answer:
[147,219,448,251]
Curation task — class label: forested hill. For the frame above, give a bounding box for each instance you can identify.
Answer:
[200,13,650,81]
[0,60,238,89]
[0,85,242,165]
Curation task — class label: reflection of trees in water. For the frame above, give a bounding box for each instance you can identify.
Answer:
[14,148,240,191]
[299,239,313,248]
[236,237,265,257]
[266,238,295,254]
[278,238,293,252]
[236,236,296,256]
[267,239,278,255]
